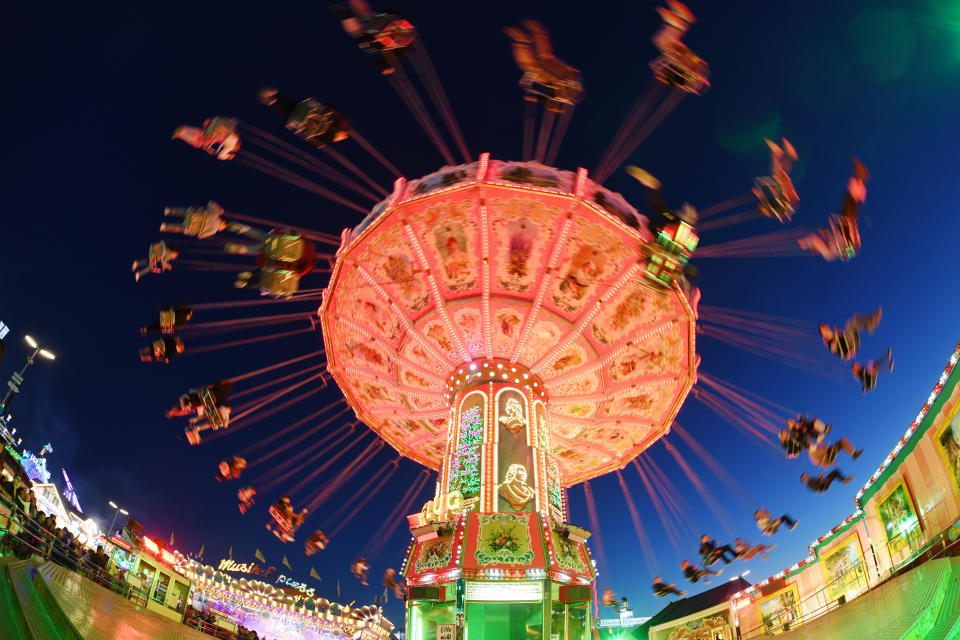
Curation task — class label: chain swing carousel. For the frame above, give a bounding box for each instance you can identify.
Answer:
[320,154,699,639]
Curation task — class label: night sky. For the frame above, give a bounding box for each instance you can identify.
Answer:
[4,0,960,626]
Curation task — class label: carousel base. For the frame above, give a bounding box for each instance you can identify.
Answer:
[0,557,204,640]
[406,578,593,640]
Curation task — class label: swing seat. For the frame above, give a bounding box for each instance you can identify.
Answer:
[259,268,302,298]
[289,101,350,148]
[650,52,709,95]
[199,388,228,430]
[753,176,795,223]
[158,309,177,334]
[643,217,698,288]
[365,17,415,51]
[520,73,582,110]
[185,426,202,446]
[827,215,860,262]
[702,549,724,567]
[264,235,305,262]
[267,505,298,542]
[148,339,167,359]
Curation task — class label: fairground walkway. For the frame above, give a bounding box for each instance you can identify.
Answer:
[0,557,210,640]
[776,556,960,640]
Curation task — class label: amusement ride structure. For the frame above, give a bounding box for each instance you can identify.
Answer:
[322,154,698,636]
[133,1,872,637]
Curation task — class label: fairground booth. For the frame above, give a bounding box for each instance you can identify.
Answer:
[176,553,395,640]
[102,521,194,622]
[320,157,699,640]
[640,578,749,640]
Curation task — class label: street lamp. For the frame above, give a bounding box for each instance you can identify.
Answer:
[108,501,129,535]
[23,335,56,364]
[0,335,56,415]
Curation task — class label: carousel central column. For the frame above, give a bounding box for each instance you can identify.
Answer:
[442,359,561,522]
[402,358,596,640]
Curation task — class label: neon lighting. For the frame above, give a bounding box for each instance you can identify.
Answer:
[217,558,278,577]
[547,456,563,511]
[20,450,51,483]
[142,536,159,555]
[110,536,132,551]
[449,406,483,495]
[275,574,316,597]
[61,468,82,513]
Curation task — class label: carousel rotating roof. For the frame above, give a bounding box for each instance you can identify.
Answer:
[320,155,699,485]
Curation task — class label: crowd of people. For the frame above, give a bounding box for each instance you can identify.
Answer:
[184,606,270,640]
[0,471,129,596]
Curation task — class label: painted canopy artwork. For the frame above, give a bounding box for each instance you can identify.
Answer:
[757,584,801,635]
[819,533,866,600]
[667,615,728,640]
[877,478,919,555]
[321,157,699,484]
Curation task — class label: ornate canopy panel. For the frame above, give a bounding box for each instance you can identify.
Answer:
[320,155,699,485]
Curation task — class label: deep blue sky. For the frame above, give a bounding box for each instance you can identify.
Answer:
[3,0,960,626]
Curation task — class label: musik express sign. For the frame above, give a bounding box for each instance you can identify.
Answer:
[275,574,315,598]
[217,559,277,577]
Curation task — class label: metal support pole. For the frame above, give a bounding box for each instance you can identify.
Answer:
[108,507,121,536]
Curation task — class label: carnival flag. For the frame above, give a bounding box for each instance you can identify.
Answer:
[282,555,292,569]
[255,549,266,563]
[337,581,341,597]
[310,568,322,581]
[170,532,175,546]
[198,544,205,559]
[228,546,233,560]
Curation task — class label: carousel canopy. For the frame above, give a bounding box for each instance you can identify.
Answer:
[321,156,698,484]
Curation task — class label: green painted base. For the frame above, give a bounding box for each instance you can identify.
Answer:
[407,578,593,640]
